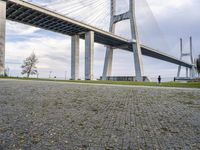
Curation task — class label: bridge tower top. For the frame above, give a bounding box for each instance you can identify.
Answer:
[177,37,196,78]
[179,37,194,64]
[110,0,139,40]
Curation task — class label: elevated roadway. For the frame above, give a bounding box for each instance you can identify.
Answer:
[4,0,192,68]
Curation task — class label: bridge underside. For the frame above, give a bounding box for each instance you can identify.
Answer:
[140,46,192,68]
[0,0,194,78]
[6,0,129,49]
[4,0,192,69]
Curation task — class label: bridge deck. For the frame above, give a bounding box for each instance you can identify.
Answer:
[5,0,192,68]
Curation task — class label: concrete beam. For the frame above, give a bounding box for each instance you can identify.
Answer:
[113,12,130,24]
[71,35,80,80]
[85,31,94,80]
[0,1,6,76]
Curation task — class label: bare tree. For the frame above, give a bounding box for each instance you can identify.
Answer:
[21,52,39,78]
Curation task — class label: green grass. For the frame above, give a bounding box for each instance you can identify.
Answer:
[0,76,200,88]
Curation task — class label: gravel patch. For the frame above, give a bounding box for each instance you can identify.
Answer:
[0,79,200,150]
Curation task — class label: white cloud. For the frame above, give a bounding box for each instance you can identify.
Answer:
[6,21,39,35]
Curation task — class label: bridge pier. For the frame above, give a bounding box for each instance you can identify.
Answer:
[0,0,6,76]
[190,65,196,79]
[186,68,189,78]
[102,0,115,80]
[85,31,94,80]
[102,47,113,80]
[71,35,80,80]
[130,0,144,81]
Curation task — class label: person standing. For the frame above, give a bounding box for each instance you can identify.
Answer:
[158,75,161,84]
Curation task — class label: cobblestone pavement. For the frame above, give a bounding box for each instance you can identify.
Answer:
[0,80,200,150]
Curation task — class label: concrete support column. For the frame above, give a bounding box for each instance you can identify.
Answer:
[102,0,116,80]
[71,35,80,80]
[0,1,6,76]
[102,47,113,80]
[102,24,115,80]
[186,68,189,78]
[130,0,144,81]
[177,66,181,77]
[85,31,94,80]
[190,65,195,79]
[177,38,182,78]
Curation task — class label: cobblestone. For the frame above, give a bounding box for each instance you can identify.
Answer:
[0,80,200,150]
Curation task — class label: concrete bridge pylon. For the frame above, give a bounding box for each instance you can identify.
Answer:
[0,0,6,76]
[102,0,144,81]
[177,37,196,79]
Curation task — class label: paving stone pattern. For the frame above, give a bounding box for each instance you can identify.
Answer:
[0,80,200,150]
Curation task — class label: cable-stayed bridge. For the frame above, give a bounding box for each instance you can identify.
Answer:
[0,0,196,80]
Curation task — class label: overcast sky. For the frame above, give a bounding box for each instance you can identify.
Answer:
[5,0,200,80]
